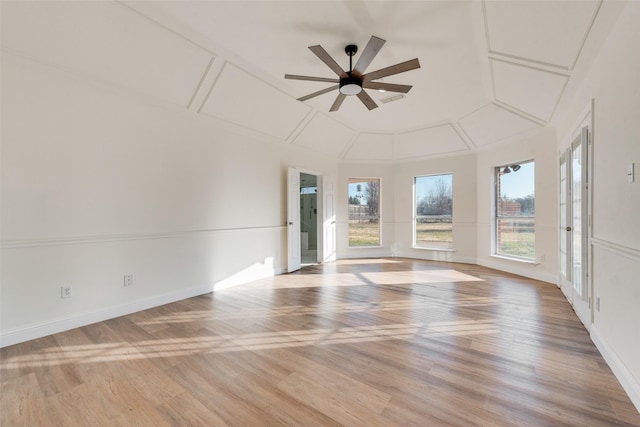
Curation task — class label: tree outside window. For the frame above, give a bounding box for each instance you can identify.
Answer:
[414,174,453,249]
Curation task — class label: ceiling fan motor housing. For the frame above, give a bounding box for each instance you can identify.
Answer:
[339,74,362,95]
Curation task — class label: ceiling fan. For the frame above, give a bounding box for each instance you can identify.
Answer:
[285,35,420,112]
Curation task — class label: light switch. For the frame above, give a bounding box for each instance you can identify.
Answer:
[628,163,635,183]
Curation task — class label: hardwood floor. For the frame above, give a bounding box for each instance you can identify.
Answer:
[2,258,639,426]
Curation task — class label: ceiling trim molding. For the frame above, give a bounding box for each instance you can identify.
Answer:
[286,110,315,144]
[457,102,543,148]
[338,131,361,160]
[1,47,192,113]
[196,60,228,114]
[393,147,474,164]
[473,125,549,152]
[488,50,570,72]
[451,122,476,150]
[481,0,493,53]
[338,131,384,163]
[489,57,571,79]
[454,119,478,151]
[481,0,603,73]
[545,74,573,125]
[290,112,357,157]
[117,1,216,56]
[395,123,470,160]
[187,56,218,112]
[490,57,570,123]
[492,100,547,127]
[569,0,603,71]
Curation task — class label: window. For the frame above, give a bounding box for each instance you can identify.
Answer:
[348,178,380,246]
[495,160,535,260]
[414,174,453,249]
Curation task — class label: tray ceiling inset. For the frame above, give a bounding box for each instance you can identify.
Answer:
[345,133,394,161]
[397,124,469,159]
[1,1,214,107]
[484,0,601,69]
[491,59,569,122]
[293,114,356,158]
[200,63,311,140]
[459,104,540,147]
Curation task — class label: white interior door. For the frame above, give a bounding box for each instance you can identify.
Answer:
[287,168,301,273]
[322,175,336,262]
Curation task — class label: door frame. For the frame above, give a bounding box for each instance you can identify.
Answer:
[287,167,336,272]
[559,100,594,329]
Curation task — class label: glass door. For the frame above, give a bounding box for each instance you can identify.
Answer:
[570,127,591,327]
[559,152,570,282]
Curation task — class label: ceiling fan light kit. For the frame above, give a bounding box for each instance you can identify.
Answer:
[339,75,362,95]
[285,35,420,112]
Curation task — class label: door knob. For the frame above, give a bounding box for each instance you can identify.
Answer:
[288,222,293,225]
[565,226,572,231]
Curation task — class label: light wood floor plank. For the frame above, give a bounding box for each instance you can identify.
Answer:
[1,258,639,426]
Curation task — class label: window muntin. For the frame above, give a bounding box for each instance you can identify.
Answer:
[414,174,453,250]
[495,160,535,260]
[348,178,380,247]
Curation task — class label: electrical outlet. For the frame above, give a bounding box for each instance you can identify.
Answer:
[596,297,601,312]
[124,274,134,287]
[538,254,545,263]
[61,286,73,298]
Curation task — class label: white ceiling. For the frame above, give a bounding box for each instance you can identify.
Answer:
[1,0,614,160]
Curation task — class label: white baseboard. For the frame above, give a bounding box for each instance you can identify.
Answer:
[477,258,557,284]
[591,326,640,412]
[0,283,214,348]
[1,265,286,348]
[393,250,477,265]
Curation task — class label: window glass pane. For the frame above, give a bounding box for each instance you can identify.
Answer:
[559,155,567,277]
[415,174,453,249]
[348,178,380,246]
[495,161,535,259]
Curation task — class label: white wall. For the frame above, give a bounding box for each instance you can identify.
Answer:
[553,1,640,408]
[476,128,559,284]
[0,52,337,346]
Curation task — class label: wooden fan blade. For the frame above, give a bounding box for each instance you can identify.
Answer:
[356,90,378,110]
[363,82,413,93]
[363,58,421,82]
[329,93,347,112]
[308,45,347,77]
[297,85,339,102]
[353,36,386,75]
[285,74,339,83]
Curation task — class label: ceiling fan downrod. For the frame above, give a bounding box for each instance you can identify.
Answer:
[340,44,362,96]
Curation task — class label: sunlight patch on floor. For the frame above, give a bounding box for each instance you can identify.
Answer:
[0,319,499,370]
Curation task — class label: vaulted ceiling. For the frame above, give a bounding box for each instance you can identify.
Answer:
[1,0,617,161]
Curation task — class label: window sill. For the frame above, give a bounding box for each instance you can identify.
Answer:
[412,247,456,252]
[491,254,537,265]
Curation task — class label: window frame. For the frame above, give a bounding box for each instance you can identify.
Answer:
[493,159,535,261]
[347,177,382,248]
[413,173,454,251]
